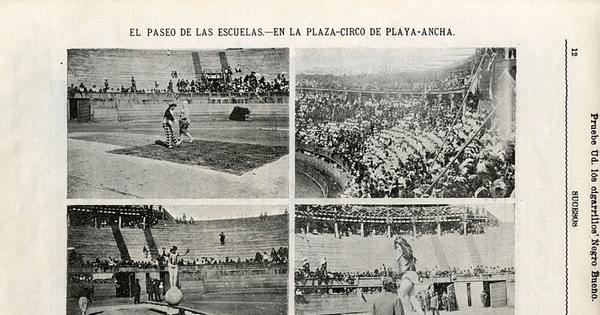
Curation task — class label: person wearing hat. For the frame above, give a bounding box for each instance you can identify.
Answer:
[179,100,194,142]
[162,246,189,289]
[372,277,404,315]
[162,102,182,149]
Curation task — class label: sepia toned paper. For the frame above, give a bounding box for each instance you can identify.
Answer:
[0,1,599,315]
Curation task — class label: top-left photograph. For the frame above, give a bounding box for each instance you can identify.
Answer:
[67,48,289,199]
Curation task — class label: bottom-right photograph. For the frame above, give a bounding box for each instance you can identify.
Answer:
[294,203,514,315]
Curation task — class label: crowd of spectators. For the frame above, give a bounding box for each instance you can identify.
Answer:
[296,220,489,237]
[296,58,515,198]
[296,264,514,289]
[69,247,289,271]
[297,70,472,93]
[68,70,288,95]
[419,265,515,279]
[68,254,158,271]
[69,214,159,229]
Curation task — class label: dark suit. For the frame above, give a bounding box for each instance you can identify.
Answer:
[373,292,404,315]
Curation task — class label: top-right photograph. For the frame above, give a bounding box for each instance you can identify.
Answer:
[295,47,516,199]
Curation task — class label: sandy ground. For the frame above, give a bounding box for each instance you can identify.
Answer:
[295,171,324,198]
[68,293,287,315]
[67,121,289,199]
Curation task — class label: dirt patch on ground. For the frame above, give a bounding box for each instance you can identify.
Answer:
[107,140,288,175]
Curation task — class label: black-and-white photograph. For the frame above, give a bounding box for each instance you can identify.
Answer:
[295,48,516,198]
[67,48,289,199]
[294,203,515,315]
[67,204,289,315]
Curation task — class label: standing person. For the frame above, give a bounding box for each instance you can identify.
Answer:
[162,103,182,149]
[429,292,440,315]
[219,232,226,245]
[158,281,164,300]
[481,290,489,307]
[131,76,137,92]
[132,279,141,304]
[441,292,448,311]
[179,100,194,142]
[394,236,425,315]
[163,246,189,289]
[372,277,404,315]
[321,257,328,273]
[78,287,92,315]
[147,278,153,301]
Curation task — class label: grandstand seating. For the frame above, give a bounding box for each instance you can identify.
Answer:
[225,49,288,81]
[119,228,150,262]
[68,215,288,264]
[68,226,122,261]
[295,224,514,274]
[68,48,288,92]
[151,215,288,262]
[68,49,196,92]
[192,50,222,73]
[471,223,514,267]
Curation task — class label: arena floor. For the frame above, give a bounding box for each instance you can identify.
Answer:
[67,120,289,199]
[68,292,287,315]
[295,171,324,198]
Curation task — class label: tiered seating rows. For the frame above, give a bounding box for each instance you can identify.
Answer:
[119,228,149,262]
[68,48,288,92]
[68,227,121,261]
[295,229,514,273]
[225,49,288,80]
[68,49,196,91]
[68,215,288,263]
[193,50,222,72]
[471,224,515,267]
[152,216,288,262]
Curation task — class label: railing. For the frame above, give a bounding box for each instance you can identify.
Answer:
[296,143,351,172]
[295,152,350,190]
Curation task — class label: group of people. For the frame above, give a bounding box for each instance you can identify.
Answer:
[161,100,194,149]
[172,71,289,94]
[70,68,289,95]
[295,204,493,238]
[296,86,515,198]
[69,214,159,230]
[421,265,515,279]
[170,246,289,267]
[68,254,159,271]
[296,237,427,314]
[296,67,474,93]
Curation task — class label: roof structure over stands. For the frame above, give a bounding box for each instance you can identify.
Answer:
[296,204,492,223]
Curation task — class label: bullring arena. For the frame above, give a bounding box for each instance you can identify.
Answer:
[294,203,514,315]
[295,48,516,198]
[67,205,288,315]
[67,48,289,199]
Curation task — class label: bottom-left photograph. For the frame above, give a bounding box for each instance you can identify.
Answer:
[66,204,289,315]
